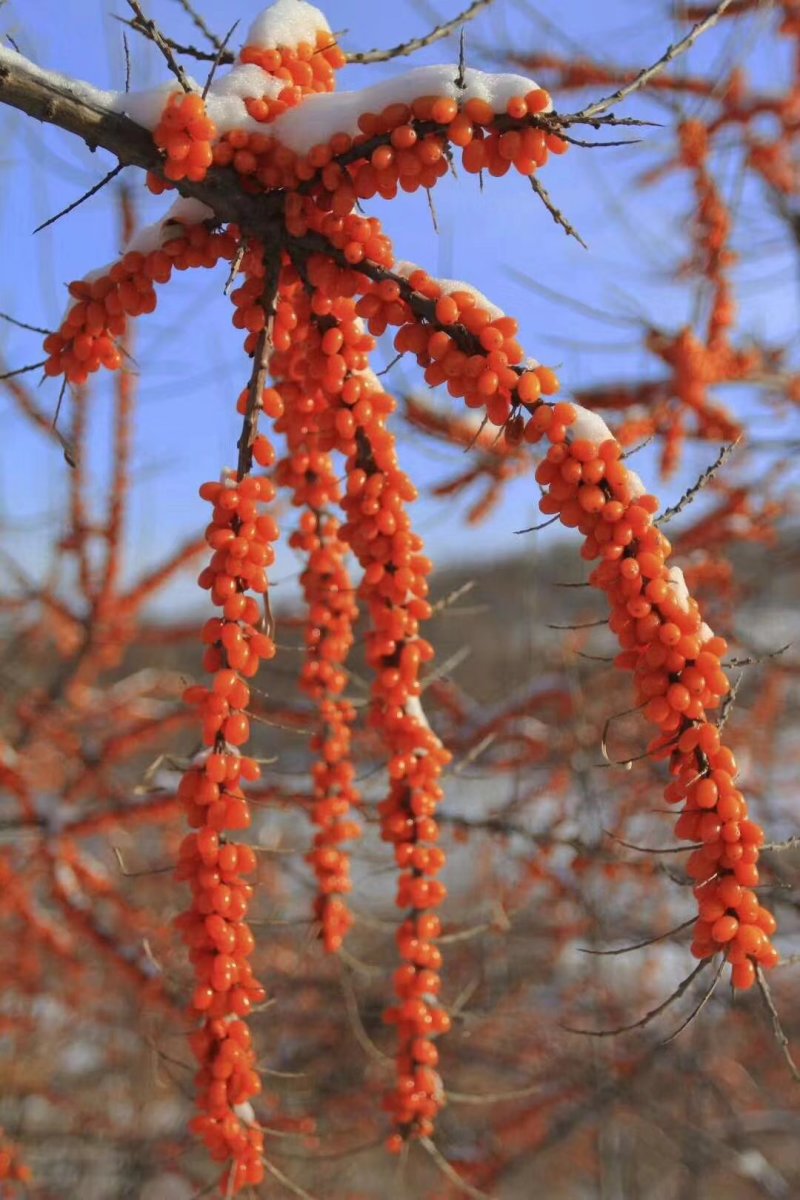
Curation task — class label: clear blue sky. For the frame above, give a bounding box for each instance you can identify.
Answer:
[1,1,797,617]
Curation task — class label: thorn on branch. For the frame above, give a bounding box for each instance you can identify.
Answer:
[0,312,52,336]
[0,360,47,381]
[514,514,559,533]
[33,164,125,234]
[529,175,588,247]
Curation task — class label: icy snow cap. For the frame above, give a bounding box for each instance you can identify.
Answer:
[124,198,215,256]
[569,404,613,446]
[203,63,284,132]
[245,0,332,49]
[665,566,691,613]
[394,261,505,320]
[270,64,546,155]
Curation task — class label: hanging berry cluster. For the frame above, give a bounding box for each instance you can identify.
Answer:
[35,0,780,1191]
[175,464,279,1192]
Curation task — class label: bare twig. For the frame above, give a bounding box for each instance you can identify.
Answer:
[0,311,50,338]
[202,20,238,100]
[573,0,736,120]
[33,163,124,234]
[347,0,495,65]
[756,965,800,1085]
[656,439,740,525]
[173,0,224,51]
[0,360,46,380]
[126,0,192,90]
[604,830,698,856]
[580,916,696,956]
[529,174,587,247]
[661,956,725,1044]
[562,957,713,1037]
[116,14,228,64]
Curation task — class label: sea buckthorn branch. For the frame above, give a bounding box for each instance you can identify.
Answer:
[264,271,363,950]
[310,217,780,993]
[260,255,453,1142]
[273,372,362,954]
[44,212,239,386]
[172,236,288,1195]
[528,404,779,991]
[2,0,791,1187]
[177,486,278,1191]
[0,38,658,246]
[342,420,453,1150]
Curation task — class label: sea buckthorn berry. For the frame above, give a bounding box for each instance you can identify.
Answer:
[712,914,739,943]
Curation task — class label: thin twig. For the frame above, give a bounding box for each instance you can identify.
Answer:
[514,514,560,533]
[173,0,223,51]
[420,1137,496,1200]
[547,617,607,629]
[529,174,587,247]
[661,956,725,1044]
[0,360,47,380]
[604,830,699,856]
[347,0,495,65]
[762,835,800,853]
[261,1157,321,1200]
[573,0,736,121]
[202,21,238,100]
[123,31,131,92]
[580,916,696,956]
[0,311,51,336]
[33,164,124,234]
[756,965,800,1085]
[126,0,192,90]
[562,957,712,1037]
[656,439,740,525]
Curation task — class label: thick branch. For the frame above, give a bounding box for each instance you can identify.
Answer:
[0,45,271,233]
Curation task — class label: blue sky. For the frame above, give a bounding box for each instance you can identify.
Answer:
[1,0,797,617]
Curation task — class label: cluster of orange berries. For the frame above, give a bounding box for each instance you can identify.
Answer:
[43,223,236,384]
[150,76,563,209]
[356,267,559,428]
[261,264,453,1139]
[239,29,346,122]
[341,437,452,1139]
[150,91,217,190]
[531,405,777,986]
[276,385,362,953]
[173,466,282,1192]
